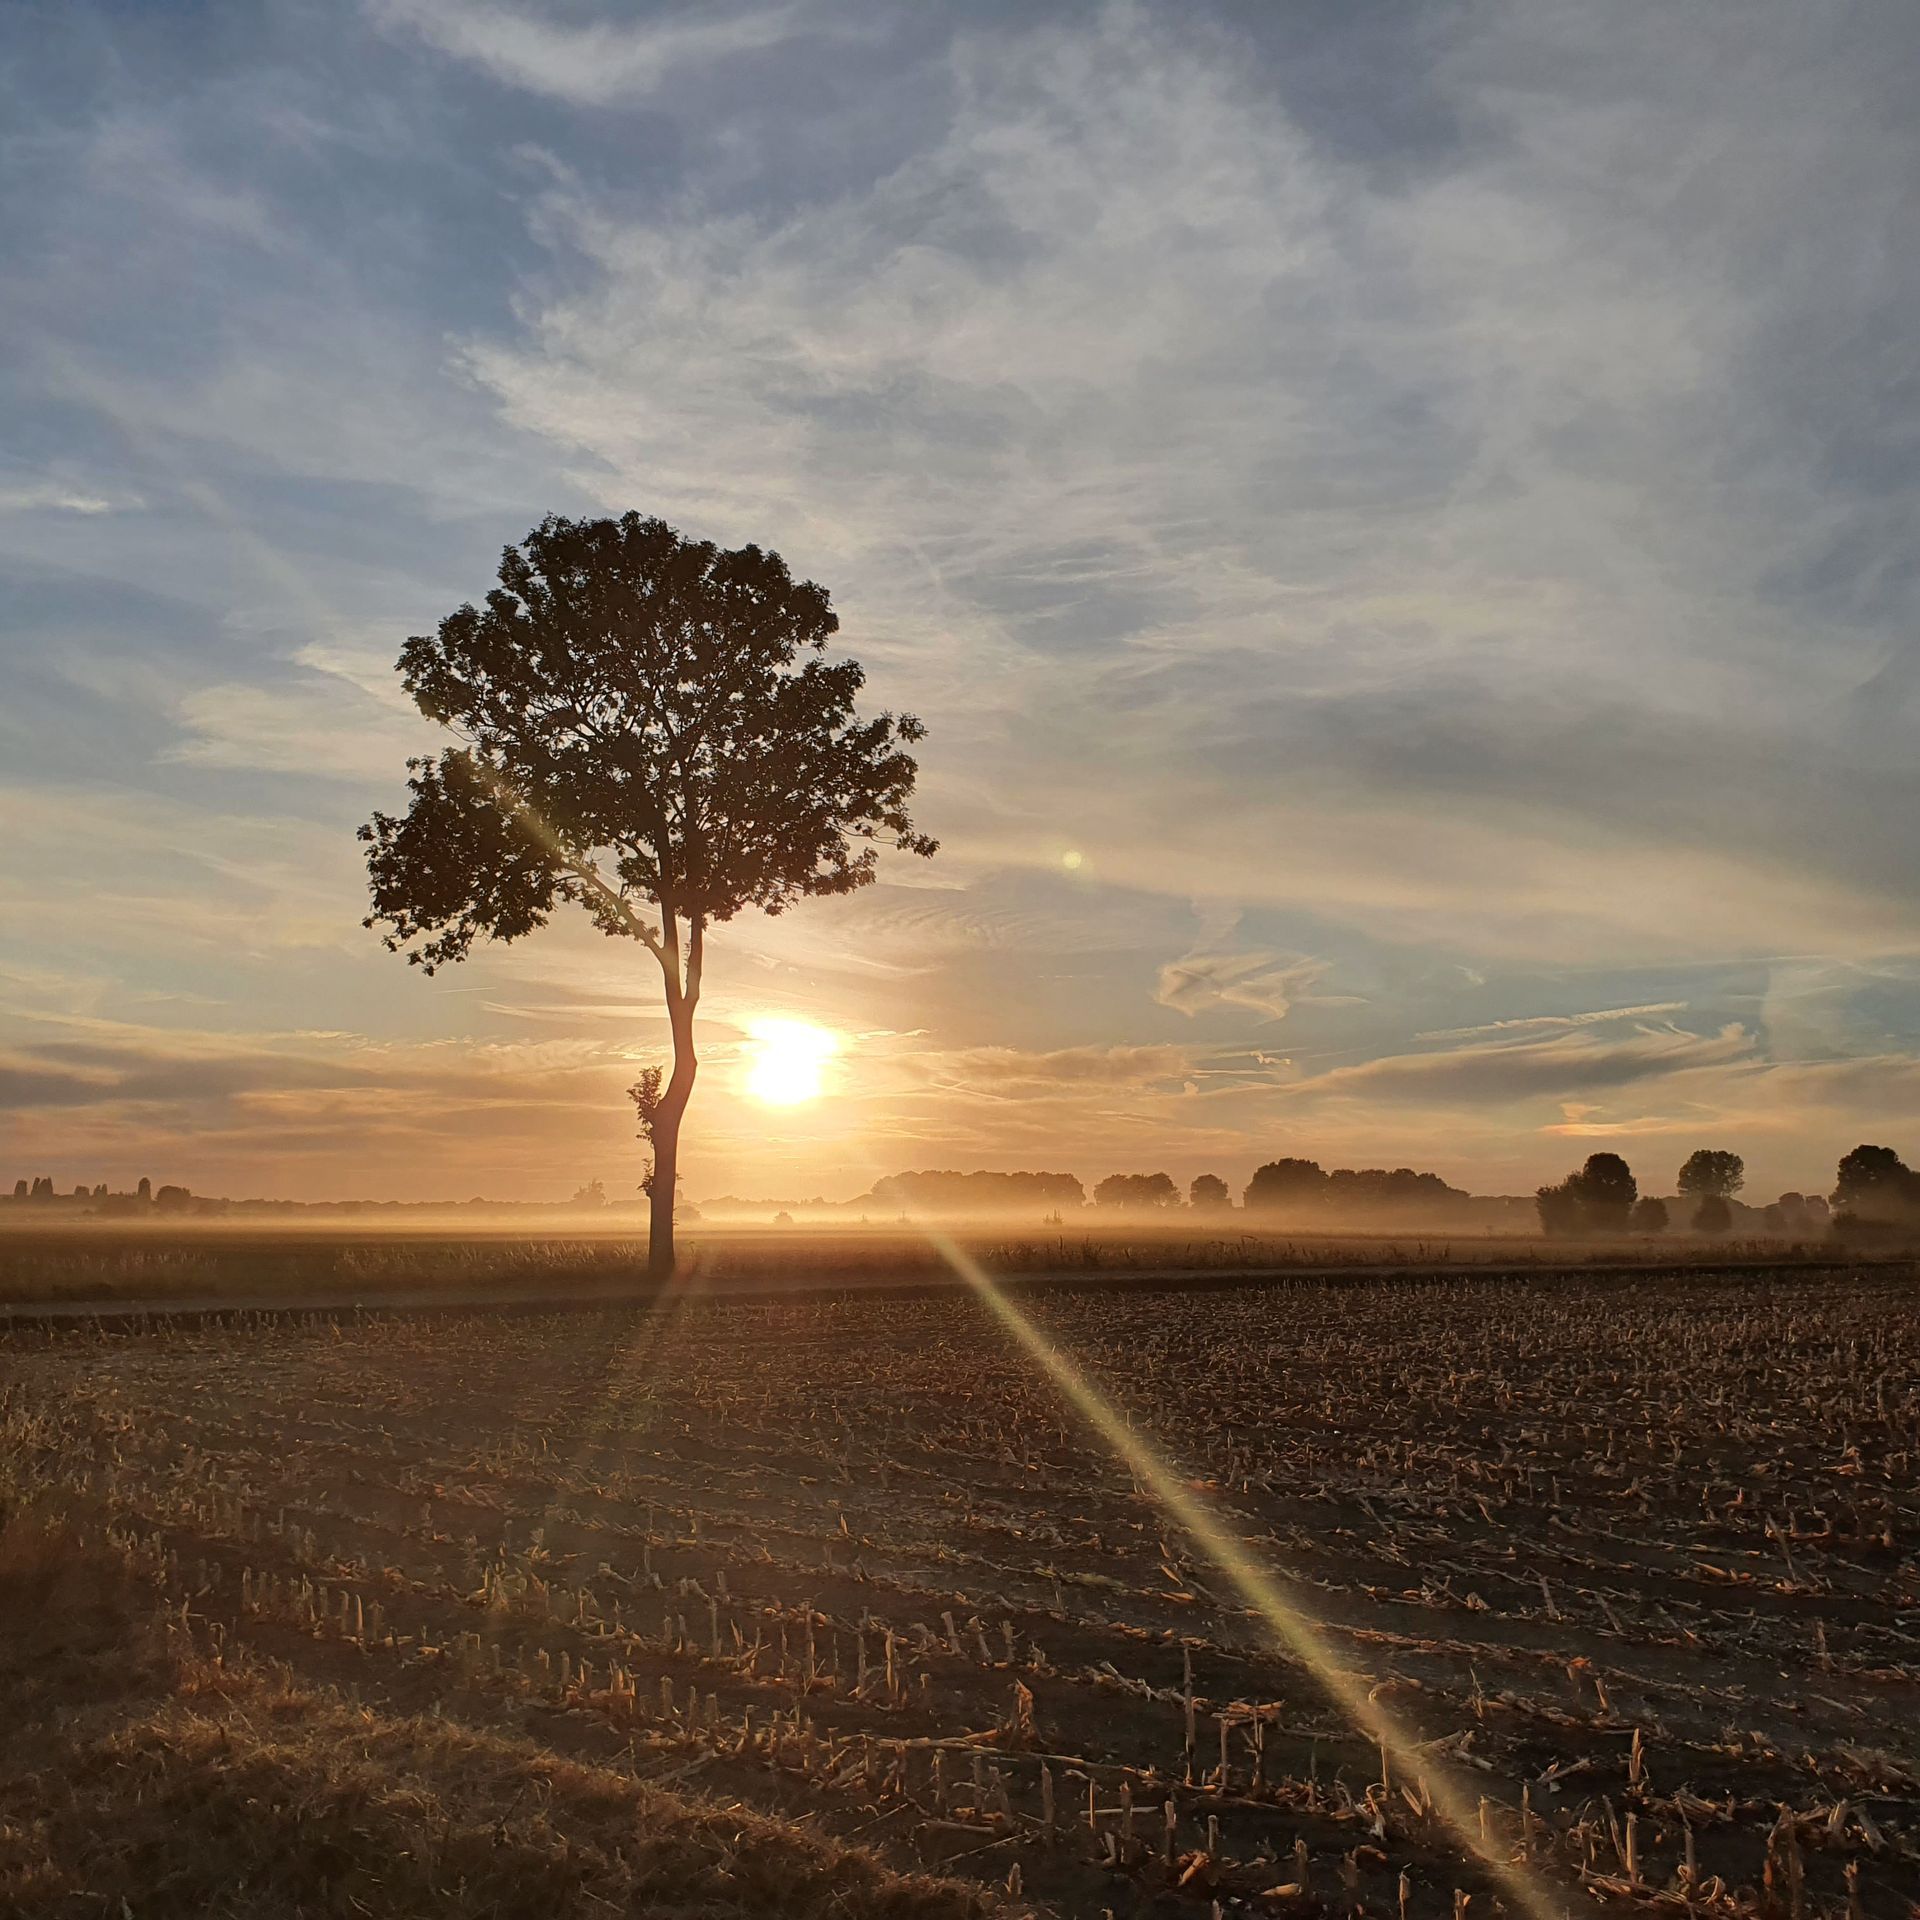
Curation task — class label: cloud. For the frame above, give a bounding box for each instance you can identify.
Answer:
[1299,1021,1755,1107]
[0,1012,653,1193]
[456,1,1920,969]
[0,483,135,515]
[0,782,366,958]
[1155,949,1352,1022]
[902,1041,1197,1099]
[161,650,429,781]
[368,0,811,105]
[1417,1001,1688,1042]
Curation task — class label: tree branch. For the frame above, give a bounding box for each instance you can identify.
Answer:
[473,760,666,961]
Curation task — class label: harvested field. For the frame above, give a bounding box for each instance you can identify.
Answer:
[4,1268,1917,1918]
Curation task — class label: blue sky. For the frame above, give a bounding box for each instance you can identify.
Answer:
[4,0,1920,1203]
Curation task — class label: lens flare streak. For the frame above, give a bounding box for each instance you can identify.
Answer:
[924,1230,1571,1920]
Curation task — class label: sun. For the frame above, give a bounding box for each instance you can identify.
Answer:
[742,1017,839,1107]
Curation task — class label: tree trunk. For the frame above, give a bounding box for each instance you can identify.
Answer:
[648,996,698,1279]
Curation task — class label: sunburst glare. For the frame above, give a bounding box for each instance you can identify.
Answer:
[742,1016,839,1106]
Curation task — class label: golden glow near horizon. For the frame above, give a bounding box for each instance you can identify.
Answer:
[742,1016,839,1107]
[1061,848,1084,869]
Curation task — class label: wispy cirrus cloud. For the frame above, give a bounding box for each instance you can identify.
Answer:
[367,0,814,105]
[1300,1021,1755,1107]
[457,0,1920,974]
[1417,1002,1688,1043]
[0,481,138,515]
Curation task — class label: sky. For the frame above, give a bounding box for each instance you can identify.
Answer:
[4,0,1920,1206]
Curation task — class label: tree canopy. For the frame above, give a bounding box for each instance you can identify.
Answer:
[1244,1158,1467,1214]
[363,514,933,974]
[1567,1151,1636,1229]
[1692,1192,1733,1234]
[1093,1172,1180,1210]
[1539,1152,1638,1235]
[867,1170,1086,1214]
[1631,1196,1669,1234]
[1831,1143,1920,1222]
[1243,1158,1329,1208]
[1677,1149,1745,1199]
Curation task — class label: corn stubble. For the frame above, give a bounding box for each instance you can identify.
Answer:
[1,1267,1915,1918]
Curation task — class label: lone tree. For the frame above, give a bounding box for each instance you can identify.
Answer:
[361,513,935,1276]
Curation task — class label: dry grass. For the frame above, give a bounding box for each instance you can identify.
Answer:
[0,1504,1004,1920]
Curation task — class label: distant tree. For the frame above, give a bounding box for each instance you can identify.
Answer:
[30,1177,52,1201]
[153,1184,192,1212]
[1189,1173,1231,1211]
[1631,1196,1669,1234]
[1677,1150,1745,1201]
[72,1184,87,1199]
[571,1179,608,1208]
[772,1209,794,1228]
[137,1176,151,1203]
[91,1182,107,1198]
[1323,1167,1468,1212]
[10,1179,24,1200]
[1692,1192,1733,1234]
[1243,1158,1330,1210]
[1093,1172,1180,1210]
[1566,1152,1637,1232]
[1535,1181,1583,1238]
[1765,1191,1813,1236]
[360,513,934,1278]
[1831,1144,1920,1221]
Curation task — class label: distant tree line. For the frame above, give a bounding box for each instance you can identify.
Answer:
[1532,1145,1873,1238]
[867,1169,1090,1213]
[5,1175,190,1213]
[1242,1159,1469,1214]
[853,1163,1473,1217]
[851,1147,1920,1235]
[13,1144,1920,1239]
